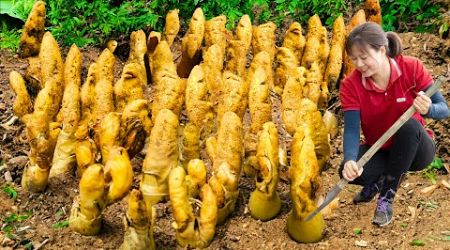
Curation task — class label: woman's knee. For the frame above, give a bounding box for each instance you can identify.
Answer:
[396,119,423,139]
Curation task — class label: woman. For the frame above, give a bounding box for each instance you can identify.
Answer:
[339,22,449,227]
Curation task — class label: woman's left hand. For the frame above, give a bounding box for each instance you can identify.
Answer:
[413,91,431,115]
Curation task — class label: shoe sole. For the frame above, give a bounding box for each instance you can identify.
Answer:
[372,216,393,227]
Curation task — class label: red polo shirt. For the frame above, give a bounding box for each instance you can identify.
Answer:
[340,55,433,149]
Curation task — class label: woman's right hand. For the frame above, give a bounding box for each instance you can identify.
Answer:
[342,160,363,181]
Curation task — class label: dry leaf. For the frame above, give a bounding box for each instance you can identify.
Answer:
[355,240,368,247]
[440,179,450,190]
[408,206,416,219]
[420,184,439,195]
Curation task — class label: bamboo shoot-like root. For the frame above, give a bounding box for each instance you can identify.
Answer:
[287,126,324,243]
[120,99,152,158]
[114,63,145,112]
[282,67,307,135]
[119,189,155,250]
[235,14,252,50]
[249,122,281,221]
[244,66,271,176]
[322,110,338,138]
[152,70,185,121]
[105,146,133,205]
[217,72,248,123]
[305,62,321,105]
[344,10,366,76]
[18,1,45,57]
[127,30,147,86]
[69,164,106,235]
[163,9,180,46]
[181,123,200,168]
[365,0,382,24]
[169,166,217,248]
[208,112,243,224]
[50,44,82,178]
[274,47,299,95]
[9,71,33,119]
[252,22,276,63]
[205,15,227,57]
[283,22,305,63]
[140,109,179,206]
[301,15,322,69]
[225,39,248,77]
[185,65,214,137]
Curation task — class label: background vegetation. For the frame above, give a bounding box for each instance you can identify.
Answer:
[0,0,446,50]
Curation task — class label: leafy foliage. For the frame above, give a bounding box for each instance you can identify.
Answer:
[0,0,445,48]
[1,211,32,239]
[0,0,37,21]
[52,220,69,229]
[0,21,21,51]
[2,184,18,200]
[422,157,444,184]
[46,0,158,46]
[379,0,442,32]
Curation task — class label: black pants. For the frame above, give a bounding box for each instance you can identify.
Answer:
[339,119,435,195]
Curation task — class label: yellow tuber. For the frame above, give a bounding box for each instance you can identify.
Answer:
[283,22,306,63]
[163,9,180,46]
[120,189,155,250]
[274,47,299,95]
[181,123,200,168]
[69,164,106,235]
[287,126,324,243]
[185,65,214,137]
[50,44,82,178]
[9,71,33,119]
[207,111,243,225]
[205,15,228,57]
[104,146,133,205]
[252,22,276,63]
[18,1,45,57]
[169,166,217,248]
[248,122,281,221]
[301,15,322,69]
[140,109,179,206]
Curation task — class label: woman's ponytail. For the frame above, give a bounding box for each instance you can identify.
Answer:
[386,32,402,57]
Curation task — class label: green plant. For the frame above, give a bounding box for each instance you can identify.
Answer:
[1,211,32,239]
[0,0,36,21]
[46,0,158,46]
[52,220,69,229]
[2,185,18,199]
[410,239,425,246]
[422,157,444,184]
[380,0,442,32]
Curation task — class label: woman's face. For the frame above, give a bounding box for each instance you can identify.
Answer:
[349,45,386,78]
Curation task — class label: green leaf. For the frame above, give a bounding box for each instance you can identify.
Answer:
[2,185,18,200]
[52,220,69,229]
[353,228,362,235]
[410,239,425,246]
[400,222,408,228]
[1,224,13,233]
[427,158,443,170]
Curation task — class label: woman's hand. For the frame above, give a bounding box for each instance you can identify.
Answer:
[342,160,363,181]
[413,91,431,115]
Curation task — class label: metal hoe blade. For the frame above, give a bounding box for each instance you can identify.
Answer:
[304,76,446,222]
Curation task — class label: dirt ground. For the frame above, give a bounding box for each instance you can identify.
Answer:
[0,32,449,250]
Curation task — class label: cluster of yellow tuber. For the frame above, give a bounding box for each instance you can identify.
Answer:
[11,0,385,246]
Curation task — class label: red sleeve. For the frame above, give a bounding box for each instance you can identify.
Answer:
[340,77,360,111]
[413,58,433,92]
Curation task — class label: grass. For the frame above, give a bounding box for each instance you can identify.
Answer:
[0,21,21,51]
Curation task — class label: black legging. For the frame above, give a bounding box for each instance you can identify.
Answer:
[339,118,435,195]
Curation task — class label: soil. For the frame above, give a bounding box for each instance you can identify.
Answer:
[0,32,449,250]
